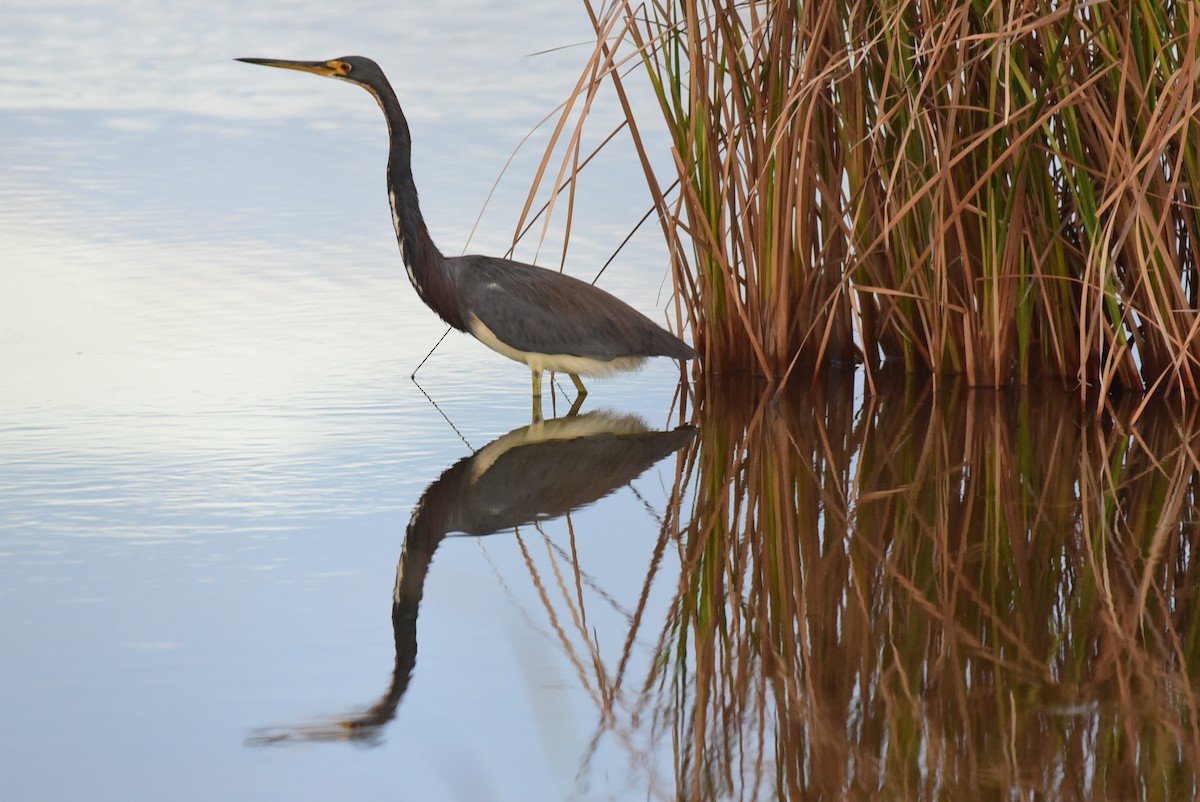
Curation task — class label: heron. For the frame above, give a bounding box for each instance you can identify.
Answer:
[236,56,695,416]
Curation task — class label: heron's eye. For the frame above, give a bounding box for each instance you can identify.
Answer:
[338,62,352,75]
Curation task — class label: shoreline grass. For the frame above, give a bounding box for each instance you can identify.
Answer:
[524,0,1200,407]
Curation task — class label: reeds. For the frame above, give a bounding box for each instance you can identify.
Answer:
[525,0,1200,403]
[496,374,1200,796]
[648,374,1200,798]
[506,375,1200,796]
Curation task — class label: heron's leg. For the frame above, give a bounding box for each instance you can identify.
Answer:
[567,392,586,417]
[531,369,544,422]
[569,373,587,398]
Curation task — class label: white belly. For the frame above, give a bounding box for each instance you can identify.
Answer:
[468,313,644,377]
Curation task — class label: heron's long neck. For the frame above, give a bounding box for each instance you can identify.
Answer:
[371,80,466,331]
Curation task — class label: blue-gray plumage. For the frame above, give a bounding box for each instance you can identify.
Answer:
[236,55,695,412]
[452,256,695,361]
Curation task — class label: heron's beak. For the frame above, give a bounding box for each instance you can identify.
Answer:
[235,58,341,77]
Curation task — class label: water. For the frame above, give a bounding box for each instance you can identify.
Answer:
[8,2,1200,800]
[1,2,689,799]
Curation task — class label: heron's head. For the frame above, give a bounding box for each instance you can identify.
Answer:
[235,56,387,92]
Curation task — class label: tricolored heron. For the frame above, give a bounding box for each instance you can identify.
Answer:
[236,56,695,414]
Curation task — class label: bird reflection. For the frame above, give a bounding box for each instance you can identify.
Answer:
[247,410,695,746]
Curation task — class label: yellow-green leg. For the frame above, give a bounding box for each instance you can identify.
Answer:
[567,373,587,416]
[531,369,544,421]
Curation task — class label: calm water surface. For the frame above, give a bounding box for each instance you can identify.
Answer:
[6,2,1200,801]
[2,2,688,800]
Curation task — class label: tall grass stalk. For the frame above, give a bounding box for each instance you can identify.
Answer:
[526,1,1200,403]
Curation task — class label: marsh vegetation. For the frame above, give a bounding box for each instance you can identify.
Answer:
[529,0,1200,410]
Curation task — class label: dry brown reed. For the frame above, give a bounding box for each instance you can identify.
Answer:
[522,1,1200,406]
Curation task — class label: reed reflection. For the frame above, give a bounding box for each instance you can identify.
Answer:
[247,409,695,746]
[644,373,1200,799]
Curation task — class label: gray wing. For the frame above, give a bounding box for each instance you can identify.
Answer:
[447,255,693,360]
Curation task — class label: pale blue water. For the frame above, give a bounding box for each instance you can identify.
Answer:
[0,2,690,799]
